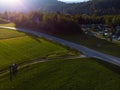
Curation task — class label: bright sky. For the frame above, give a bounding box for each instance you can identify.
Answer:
[58,0,89,3]
[0,0,28,11]
[0,0,89,12]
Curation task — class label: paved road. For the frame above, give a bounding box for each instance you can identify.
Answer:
[0,26,120,66]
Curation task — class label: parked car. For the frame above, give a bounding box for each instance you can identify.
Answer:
[118,37,120,41]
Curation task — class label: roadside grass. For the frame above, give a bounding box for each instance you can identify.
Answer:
[0,29,74,69]
[0,23,16,27]
[114,41,120,44]
[1,22,119,57]
[0,23,120,57]
[0,58,120,90]
[56,34,120,57]
[0,18,9,24]
[96,33,105,39]
[0,29,26,39]
[0,23,120,90]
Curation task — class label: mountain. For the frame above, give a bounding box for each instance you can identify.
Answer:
[0,0,120,15]
[57,0,120,15]
[0,0,66,12]
[70,0,120,15]
[24,0,67,12]
[25,0,120,15]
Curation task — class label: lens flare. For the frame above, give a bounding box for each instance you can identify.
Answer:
[1,0,20,5]
[0,0,28,11]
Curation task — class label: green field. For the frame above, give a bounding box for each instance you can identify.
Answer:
[0,29,26,39]
[56,34,120,57]
[0,23,16,27]
[0,23,120,90]
[0,18,9,24]
[0,28,73,68]
[1,23,120,58]
[0,58,120,90]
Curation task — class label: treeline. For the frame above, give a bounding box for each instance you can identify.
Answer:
[73,15,120,27]
[0,12,82,35]
[0,11,120,34]
[0,18,9,24]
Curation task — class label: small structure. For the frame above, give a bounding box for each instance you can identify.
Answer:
[116,26,120,38]
[10,64,18,81]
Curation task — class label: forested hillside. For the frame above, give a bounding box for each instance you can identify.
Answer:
[0,0,120,15]
[26,0,120,15]
[59,0,120,15]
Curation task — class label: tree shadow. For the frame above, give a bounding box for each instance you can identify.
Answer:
[15,27,42,43]
[25,33,42,43]
[94,58,120,75]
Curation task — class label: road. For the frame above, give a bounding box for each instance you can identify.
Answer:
[0,26,120,66]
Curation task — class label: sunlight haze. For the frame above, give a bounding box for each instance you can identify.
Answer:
[58,0,89,3]
[0,0,27,11]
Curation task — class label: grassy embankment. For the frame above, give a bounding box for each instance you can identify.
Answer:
[0,22,120,57]
[0,18,10,24]
[0,28,77,69]
[0,58,120,90]
[0,23,120,90]
[56,34,120,57]
[0,23,15,27]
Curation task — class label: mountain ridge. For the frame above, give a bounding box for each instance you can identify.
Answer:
[0,0,120,15]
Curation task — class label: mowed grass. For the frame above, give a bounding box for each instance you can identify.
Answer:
[0,23,16,27]
[0,58,120,90]
[56,34,120,57]
[0,23,120,57]
[0,18,9,24]
[0,23,120,90]
[0,29,70,68]
[0,29,26,39]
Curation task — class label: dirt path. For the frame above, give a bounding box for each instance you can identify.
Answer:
[0,55,87,74]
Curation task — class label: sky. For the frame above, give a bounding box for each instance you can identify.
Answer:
[0,0,89,12]
[58,0,89,3]
[0,0,28,12]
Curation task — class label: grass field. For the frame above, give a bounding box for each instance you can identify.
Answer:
[0,29,26,39]
[0,23,120,57]
[0,58,120,90]
[56,34,120,57]
[0,28,74,68]
[0,23,15,27]
[0,23,120,90]
[0,18,9,24]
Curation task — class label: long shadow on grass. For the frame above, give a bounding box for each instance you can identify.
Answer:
[17,30,42,43]
[25,33,42,43]
[13,25,41,43]
[94,58,120,75]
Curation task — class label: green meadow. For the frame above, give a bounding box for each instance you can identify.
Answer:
[0,23,15,27]
[0,58,120,90]
[0,24,120,90]
[0,28,72,68]
[0,18,9,24]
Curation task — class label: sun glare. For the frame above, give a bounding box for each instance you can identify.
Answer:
[8,0,19,4]
[0,0,28,11]
[1,0,21,6]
